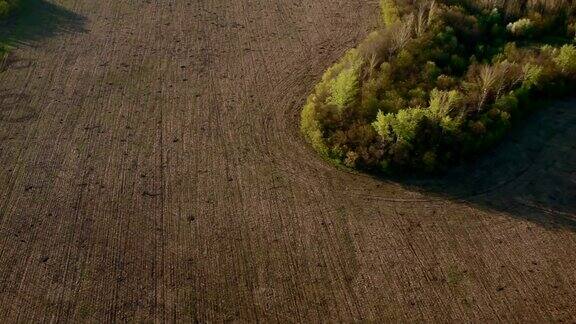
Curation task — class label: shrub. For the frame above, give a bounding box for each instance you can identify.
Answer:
[344,151,359,168]
[301,101,329,158]
[422,151,437,170]
[428,89,462,119]
[372,110,395,141]
[553,44,576,74]
[507,18,534,36]
[522,63,543,89]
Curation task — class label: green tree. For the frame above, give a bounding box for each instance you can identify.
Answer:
[553,45,576,73]
[329,67,360,111]
[380,0,399,27]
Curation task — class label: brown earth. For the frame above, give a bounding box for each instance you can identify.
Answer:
[0,0,575,322]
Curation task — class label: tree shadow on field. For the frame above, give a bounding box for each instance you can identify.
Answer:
[0,0,86,48]
[399,99,576,231]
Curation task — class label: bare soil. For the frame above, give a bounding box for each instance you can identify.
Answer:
[0,0,575,322]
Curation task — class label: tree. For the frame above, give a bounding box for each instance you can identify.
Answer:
[554,45,576,74]
[380,0,399,27]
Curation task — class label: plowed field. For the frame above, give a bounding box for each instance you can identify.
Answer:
[0,0,575,322]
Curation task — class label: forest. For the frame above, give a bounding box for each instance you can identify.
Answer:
[301,0,576,173]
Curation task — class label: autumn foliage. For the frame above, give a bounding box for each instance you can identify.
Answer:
[301,0,576,173]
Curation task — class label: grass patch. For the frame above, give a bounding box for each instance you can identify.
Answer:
[301,0,576,174]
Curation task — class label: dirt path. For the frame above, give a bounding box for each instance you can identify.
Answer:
[0,0,575,322]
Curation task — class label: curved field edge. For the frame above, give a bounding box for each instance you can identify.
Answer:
[301,0,576,174]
